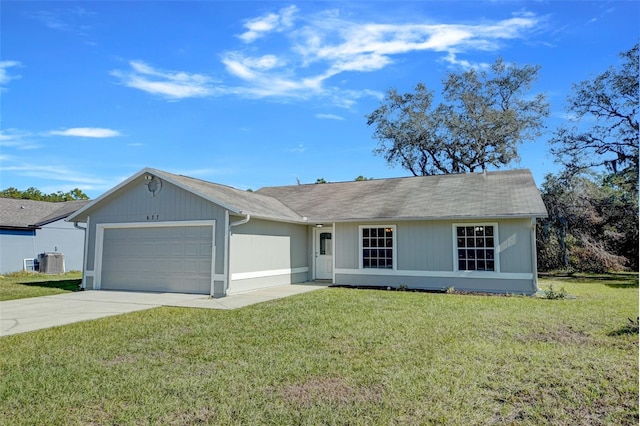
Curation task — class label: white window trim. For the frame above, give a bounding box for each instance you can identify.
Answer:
[452,222,500,273]
[359,224,397,271]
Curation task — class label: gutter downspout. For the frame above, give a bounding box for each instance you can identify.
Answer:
[230,213,251,229]
[531,218,539,293]
[226,212,251,295]
[74,221,88,290]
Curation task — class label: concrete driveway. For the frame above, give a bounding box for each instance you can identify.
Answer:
[0,283,327,337]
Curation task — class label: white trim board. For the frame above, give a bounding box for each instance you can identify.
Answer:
[232,267,309,281]
[334,268,533,281]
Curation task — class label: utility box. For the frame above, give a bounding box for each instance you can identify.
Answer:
[38,252,65,274]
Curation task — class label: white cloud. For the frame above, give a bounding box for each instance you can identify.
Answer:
[293,13,540,73]
[111,61,216,100]
[2,164,110,187]
[49,127,121,138]
[315,113,344,120]
[239,5,297,43]
[0,128,41,150]
[286,144,307,153]
[117,8,543,107]
[221,8,542,105]
[0,61,22,90]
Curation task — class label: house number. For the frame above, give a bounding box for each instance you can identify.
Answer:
[147,214,160,221]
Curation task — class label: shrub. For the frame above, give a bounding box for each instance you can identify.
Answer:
[540,284,568,300]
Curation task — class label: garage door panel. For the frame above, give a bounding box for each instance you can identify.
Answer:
[101,225,213,294]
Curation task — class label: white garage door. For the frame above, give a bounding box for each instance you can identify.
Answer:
[100,224,214,294]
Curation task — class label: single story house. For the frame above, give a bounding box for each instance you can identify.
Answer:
[67,168,547,297]
[0,198,90,274]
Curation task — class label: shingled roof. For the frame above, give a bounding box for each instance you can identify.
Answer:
[257,169,548,222]
[68,168,547,224]
[0,198,90,229]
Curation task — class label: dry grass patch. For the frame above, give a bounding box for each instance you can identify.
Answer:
[281,377,385,406]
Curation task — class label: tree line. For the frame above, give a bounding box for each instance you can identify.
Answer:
[0,187,89,202]
[367,44,638,272]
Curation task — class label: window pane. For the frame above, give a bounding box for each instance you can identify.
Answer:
[385,228,393,237]
[477,250,485,259]
[475,226,485,236]
[386,259,393,268]
[487,238,494,247]
[379,259,386,268]
[378,238,385,247]
[371,259,378,268]
[386,238,393,247]
[467,238,475,248]
[486,249,494,260]
[476,238,485,247]
[320,232,332,255]
[363,228,369,237]
[363,239,369,248]
[386,249,393,258]
[363,258,370,268]
[459,260,466,270]
[457,237,465,247]
[477,260,486,270]
[363,249,370,257]
[371,239,377,247]
[457,227,465,237]
[378,228,384,237]
[486,226,494,236]
[458,249,465,259]
[371,228,377,237]
[468,250,476,259]
[487,260,494,271]
[466,226,474,236]
[468,260,476,270]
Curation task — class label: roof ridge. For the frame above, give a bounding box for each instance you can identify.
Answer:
[257,168,530,191]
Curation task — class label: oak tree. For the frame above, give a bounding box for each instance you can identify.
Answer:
[367,58,549,175]
[550,44,639,190]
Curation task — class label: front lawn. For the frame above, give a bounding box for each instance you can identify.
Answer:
[0,271,82,301]
[0,276,637,425]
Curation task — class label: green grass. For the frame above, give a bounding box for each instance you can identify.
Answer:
[0,271,82,301]
[0,275,637,425]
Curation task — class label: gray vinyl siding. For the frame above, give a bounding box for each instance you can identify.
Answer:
[230,218,308,275]
[497,219,533,274]
[335,223,358,269]
[397,221,452,271]
[85,176,227,282]
[334,219,533,273]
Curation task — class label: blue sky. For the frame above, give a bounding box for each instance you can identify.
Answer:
[1,1,638,198]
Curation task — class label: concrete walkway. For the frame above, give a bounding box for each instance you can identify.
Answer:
[0,283,327,337]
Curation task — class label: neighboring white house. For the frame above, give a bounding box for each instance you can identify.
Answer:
[67,168,548,297]
[0,198,90,274]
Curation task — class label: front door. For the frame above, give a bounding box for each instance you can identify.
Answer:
[315,229,333,280]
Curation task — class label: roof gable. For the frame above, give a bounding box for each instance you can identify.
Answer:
[67,168,304,223]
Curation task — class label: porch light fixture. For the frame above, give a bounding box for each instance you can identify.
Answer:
[316,224,323,228]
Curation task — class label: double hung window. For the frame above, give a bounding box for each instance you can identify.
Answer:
[456,225,496,271]
[361,226,395,269]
